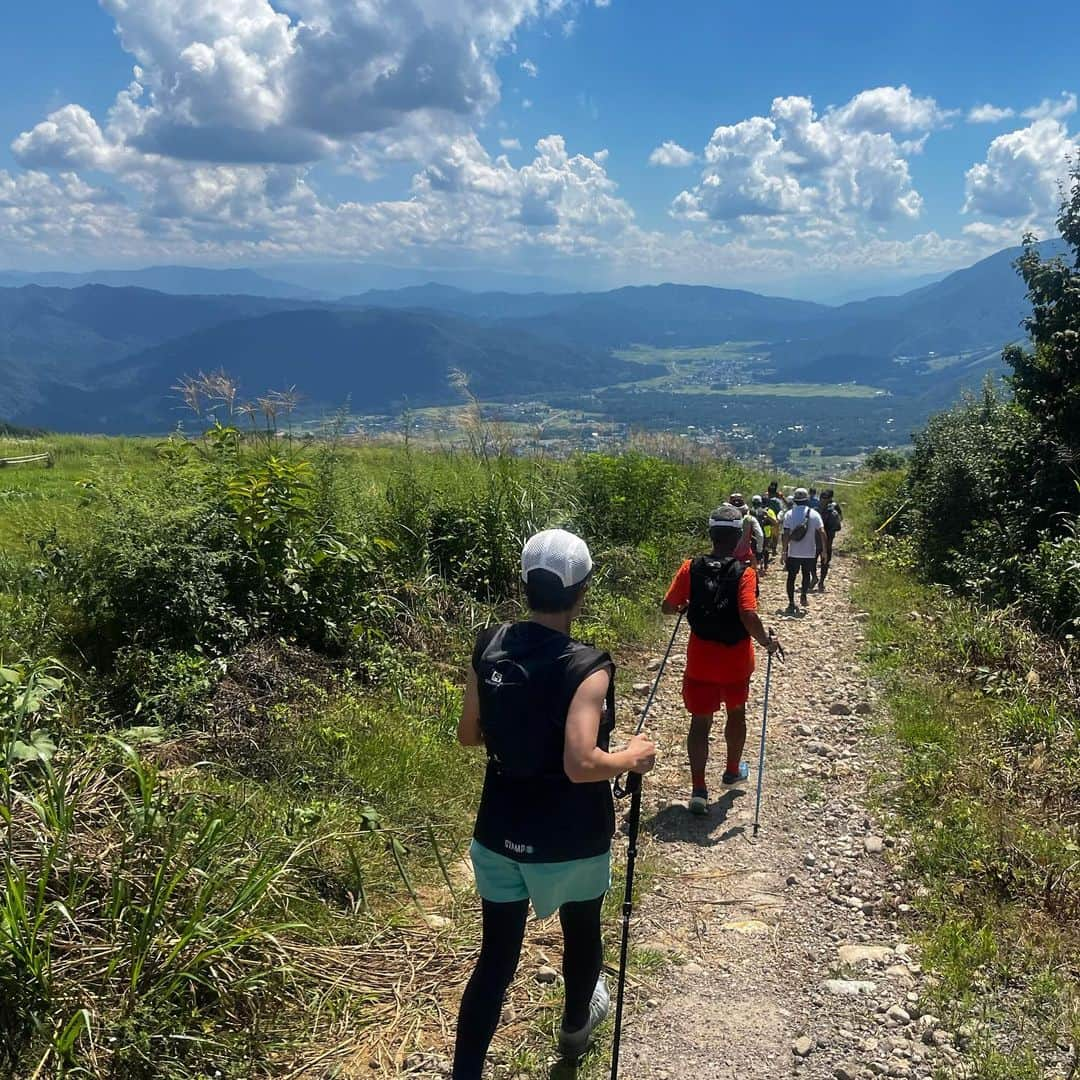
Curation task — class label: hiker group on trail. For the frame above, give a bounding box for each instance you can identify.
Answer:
[451,480,840,1078]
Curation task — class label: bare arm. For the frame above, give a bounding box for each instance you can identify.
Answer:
[457,667,484,746]
[563,669,656,783]
[740,609,780,653]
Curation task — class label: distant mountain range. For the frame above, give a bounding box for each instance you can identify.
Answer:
[0,265,320,300]
[0,240,1063,434]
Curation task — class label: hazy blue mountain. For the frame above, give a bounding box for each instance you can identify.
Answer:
[342,283,584,320]
[257,261,576,298]
[0,285,317,416]
[821,270,953,305]
[501,284,830,350]
[0,240,1062,434]
[12,307,661,433]
[763,240,1064,381]
[345,282,830,345]
[0,265,320,299]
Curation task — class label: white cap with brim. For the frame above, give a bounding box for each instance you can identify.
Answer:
[521,528,593,588]
[793,487,810,503]
[708,504,744,529]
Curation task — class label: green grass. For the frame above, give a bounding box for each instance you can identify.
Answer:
[850,510,1080,1075]
[718,381,886,398]
[613,342,764,365]
[0,432,767,1076]
[0,435,161,553]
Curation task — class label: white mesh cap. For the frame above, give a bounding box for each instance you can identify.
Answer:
[521,529,593,588]
[708,504,744,529]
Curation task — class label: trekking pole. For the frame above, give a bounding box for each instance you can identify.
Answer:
[610,612,683,1080]
[752,630,784,839]
[632,611,684,738]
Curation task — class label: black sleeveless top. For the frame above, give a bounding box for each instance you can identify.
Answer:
[471,622,616,863]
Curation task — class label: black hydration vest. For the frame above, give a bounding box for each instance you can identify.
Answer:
[471,622,616,862]
[687,555,749,645]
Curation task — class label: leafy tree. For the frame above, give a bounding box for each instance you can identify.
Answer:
[889,153,1080,631]
[864,447,907,472]
[1004,159,1080,459]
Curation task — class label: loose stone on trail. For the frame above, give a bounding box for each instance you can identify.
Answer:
[837,944,893,967]
[609,552,974,1080]
[824,978,878,996]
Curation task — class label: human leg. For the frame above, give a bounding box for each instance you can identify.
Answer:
[453,899,530,1079]
[799,558,813,605]
[559,895,605,1031]
[723,703,747,774]
[687,712,714,792]
[820,534,833,588]
[786,558,799,609]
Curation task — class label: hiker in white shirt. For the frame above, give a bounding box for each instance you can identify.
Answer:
[781,488,825,616]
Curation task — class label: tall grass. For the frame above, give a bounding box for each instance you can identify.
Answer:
[0,429,768,1075]
[851,483,1080,1074]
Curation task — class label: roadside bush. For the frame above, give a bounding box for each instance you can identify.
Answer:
[573,451,686,548]
[1023,531,1080,637]
[428,471,546,602]
[879,162,1080,635]
[40,450,387,673]
[864,447,908,472]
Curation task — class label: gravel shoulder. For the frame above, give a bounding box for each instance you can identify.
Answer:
[612,549,968,1080]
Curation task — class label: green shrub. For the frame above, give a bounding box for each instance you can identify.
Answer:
[573,451,687,549]
[864,447,907,472]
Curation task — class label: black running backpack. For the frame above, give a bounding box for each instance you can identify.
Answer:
[474,624,614,780]
[687,556,749,645]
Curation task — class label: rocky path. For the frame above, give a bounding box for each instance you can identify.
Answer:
[612,550,965,1080]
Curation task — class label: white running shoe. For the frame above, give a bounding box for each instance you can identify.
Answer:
[558,976,611,1060]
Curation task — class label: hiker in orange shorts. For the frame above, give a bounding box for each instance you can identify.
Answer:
[662,504,781,815]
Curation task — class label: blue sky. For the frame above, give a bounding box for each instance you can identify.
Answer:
[0,0,1077,296]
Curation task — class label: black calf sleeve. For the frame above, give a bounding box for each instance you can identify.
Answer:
[453,899,529,1079]
[559,895,605,1031]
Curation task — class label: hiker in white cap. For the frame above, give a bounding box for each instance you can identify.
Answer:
[781,488,825,615]
[453,529,656,1076]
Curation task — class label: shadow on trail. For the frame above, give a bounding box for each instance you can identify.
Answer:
[643,788,745,847]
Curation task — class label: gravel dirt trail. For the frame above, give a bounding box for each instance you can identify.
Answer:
[610,549,965,1080]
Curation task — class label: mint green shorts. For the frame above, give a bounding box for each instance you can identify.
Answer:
[470,840,611,919]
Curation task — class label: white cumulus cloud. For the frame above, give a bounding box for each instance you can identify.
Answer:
[671,89,931,232]
[13,0,575,169]
[521,58,539,77]
[648,140,696,167]
[11,105,135,172]
[968,103,1016,124]
[829,84,950,133]
[1022,92,1078,122]
[963,117,1074,220]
